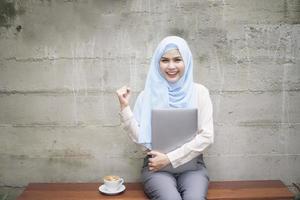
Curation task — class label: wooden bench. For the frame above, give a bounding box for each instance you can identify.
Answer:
[17,180,294,200]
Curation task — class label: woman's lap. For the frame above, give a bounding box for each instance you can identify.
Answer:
[141,165,209,200]
[177,168,209,200]
[141,168,182,200]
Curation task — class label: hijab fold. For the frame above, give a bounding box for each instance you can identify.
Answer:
[133,36,196,149]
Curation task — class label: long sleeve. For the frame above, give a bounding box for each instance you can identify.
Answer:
[119,104,150,151]
[119,106,139,143]
[166,84,214,168]
[119,92,146,149]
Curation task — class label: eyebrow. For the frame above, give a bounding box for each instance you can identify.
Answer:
[160,56,182,59]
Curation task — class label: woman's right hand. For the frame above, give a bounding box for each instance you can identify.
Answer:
[116,85,131,111]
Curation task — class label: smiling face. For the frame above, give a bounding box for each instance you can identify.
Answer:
[159,49,185,83]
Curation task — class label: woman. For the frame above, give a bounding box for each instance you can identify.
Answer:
[116,36,214,200]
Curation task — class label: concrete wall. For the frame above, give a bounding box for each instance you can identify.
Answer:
[0,0,299,196]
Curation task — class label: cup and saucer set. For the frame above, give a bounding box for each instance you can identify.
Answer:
[99,175,126,195]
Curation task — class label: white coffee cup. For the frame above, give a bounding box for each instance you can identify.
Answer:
[103,175,124,192]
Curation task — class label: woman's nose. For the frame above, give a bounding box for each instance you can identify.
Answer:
[167,61,176,69]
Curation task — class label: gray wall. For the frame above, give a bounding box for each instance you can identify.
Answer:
[0,0,299,192]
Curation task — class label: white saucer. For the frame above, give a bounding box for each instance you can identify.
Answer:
[99,184,126,195]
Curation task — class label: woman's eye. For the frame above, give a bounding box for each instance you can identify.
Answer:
[161,59,168,63]
[175,59,182,62]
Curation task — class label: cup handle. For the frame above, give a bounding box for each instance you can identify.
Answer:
[119,178,124,185]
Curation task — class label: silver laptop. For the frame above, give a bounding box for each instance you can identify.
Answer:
[151,108,200,173]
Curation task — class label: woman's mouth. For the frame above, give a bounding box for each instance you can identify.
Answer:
[166,71,178,77]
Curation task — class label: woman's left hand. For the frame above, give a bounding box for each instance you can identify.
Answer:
[147,150,171,172]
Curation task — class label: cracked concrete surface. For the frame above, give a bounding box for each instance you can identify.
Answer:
[0,0,299,199]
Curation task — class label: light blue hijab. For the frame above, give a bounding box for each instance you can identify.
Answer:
[133,36,196,149]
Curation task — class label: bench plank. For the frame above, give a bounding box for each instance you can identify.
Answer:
[17,180,294,200]
[18,183,147,200]
[208,180,294,199]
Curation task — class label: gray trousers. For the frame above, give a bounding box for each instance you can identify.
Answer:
[141,155,209,200]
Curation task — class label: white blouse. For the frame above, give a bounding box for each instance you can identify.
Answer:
[119,83,214,168]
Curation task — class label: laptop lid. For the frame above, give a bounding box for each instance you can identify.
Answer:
[151,108,199,173]
[151,108,198,153]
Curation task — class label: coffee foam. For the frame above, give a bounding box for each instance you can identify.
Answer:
[104,175,120,181]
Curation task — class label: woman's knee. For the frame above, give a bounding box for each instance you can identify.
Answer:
[143,177,181,200]
[142,170,181,200]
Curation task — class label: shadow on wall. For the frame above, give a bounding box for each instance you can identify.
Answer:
[283,0,300,24]
[0,0,25,29]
